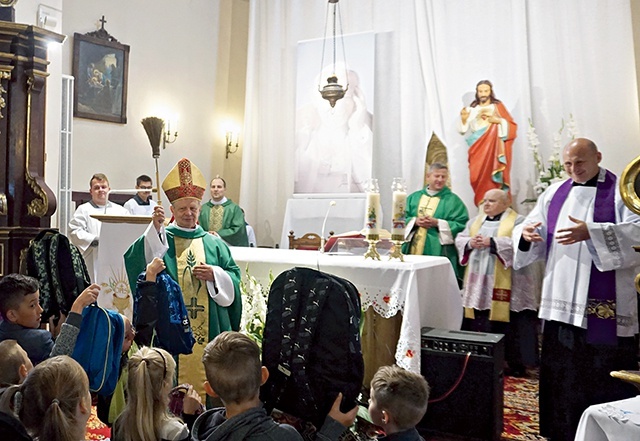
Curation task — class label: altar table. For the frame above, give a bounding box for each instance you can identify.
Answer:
[575,396,640,441]
[229,247,463,374]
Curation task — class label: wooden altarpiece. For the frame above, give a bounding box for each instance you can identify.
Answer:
[0,22,64,275]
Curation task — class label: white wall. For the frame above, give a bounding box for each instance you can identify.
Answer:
[50,0,222,201]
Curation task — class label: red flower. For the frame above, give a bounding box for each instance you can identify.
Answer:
[406,349,414,358]
[383,295,390,303]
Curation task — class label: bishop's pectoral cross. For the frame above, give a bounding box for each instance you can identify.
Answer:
[186,297,205,319]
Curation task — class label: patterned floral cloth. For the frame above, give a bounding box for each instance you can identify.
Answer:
[86,406,111,440]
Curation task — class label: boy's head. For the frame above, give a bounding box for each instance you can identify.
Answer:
[202,331,267,405]
[0,340,33,385]
[0,274,42,328]
[369,365,430,433]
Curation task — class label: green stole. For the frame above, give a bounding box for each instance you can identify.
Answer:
[409,194,441,255]
[208,205,224,232]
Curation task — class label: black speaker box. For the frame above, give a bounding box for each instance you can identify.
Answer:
[418,327,504,441]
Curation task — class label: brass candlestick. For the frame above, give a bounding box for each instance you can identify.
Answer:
[364,233,381,260]
[388,234,405,261]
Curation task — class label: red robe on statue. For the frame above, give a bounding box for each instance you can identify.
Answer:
[467,101,517,206]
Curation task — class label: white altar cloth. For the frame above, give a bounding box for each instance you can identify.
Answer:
[575,396,640,441]
[229,247,463,373]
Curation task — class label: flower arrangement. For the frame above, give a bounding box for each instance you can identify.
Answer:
[239,265,272,347]
[525,115,579,202]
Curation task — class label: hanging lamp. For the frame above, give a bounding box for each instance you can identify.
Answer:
[318,0,349,108]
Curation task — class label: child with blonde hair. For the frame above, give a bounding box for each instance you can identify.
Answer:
[0,355,92,441]
[112,346,201,441]
[0,340,33,386]
[368,365,430,441]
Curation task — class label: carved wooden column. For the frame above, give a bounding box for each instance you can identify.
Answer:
[0,23,64,276]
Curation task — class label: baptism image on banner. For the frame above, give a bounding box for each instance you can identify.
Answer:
[294,32,375,194]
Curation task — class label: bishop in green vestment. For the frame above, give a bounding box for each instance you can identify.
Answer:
[402,163,469,285]
[198,177,249,247]
[124,158,242,400]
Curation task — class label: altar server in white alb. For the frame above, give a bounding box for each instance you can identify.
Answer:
[123,174,157,215]
[512,138,640,441]
[68,173,128,282]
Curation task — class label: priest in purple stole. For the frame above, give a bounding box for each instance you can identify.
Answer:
[124,158,242,401]
[513,138,640,441]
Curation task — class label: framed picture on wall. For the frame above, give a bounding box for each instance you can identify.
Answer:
[72,32,129,124]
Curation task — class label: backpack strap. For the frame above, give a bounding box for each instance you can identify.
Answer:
[274,269,305,380]
[327,274,361,357]
[289,273,332,414]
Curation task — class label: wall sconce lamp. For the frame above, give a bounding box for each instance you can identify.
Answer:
[225,131,239,158]
[164,117,178,145]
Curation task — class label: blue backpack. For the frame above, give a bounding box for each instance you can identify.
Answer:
[71,304,124,396]
[134,271,195,356]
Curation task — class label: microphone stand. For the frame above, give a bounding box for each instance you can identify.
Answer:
[320,200,336,253]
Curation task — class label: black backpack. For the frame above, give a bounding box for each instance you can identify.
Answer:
[260,267,364,430]
[25,229,91,321]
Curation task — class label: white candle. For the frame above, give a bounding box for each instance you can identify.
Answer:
[391,190,407,236]
[365,192,380,235]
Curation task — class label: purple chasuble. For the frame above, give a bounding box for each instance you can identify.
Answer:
[547,170,617,345]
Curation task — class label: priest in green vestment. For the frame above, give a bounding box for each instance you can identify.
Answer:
[124,158,242,400]
[198,177,249,247]
[402,163,469,286]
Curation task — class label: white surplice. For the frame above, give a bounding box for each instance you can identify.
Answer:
[123,197,157,215]
[456,210,539,312]
[512,169,640,337]
[68,201,129,282]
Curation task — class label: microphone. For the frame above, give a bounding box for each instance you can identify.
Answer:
[320,200,337,253]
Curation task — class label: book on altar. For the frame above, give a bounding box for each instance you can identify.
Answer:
[324,229,395,254]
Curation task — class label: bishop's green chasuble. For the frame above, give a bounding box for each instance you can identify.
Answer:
[124,224,242,399]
